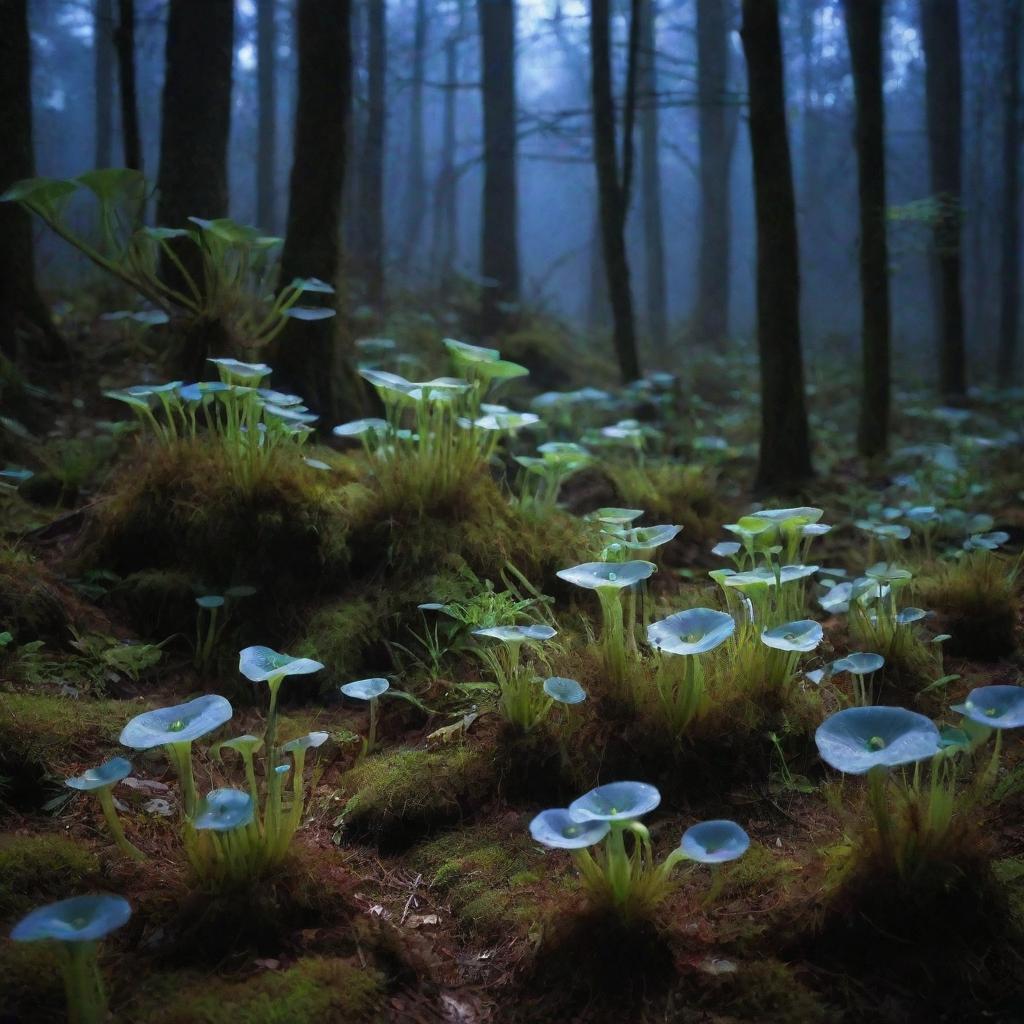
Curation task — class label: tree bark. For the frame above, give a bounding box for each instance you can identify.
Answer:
[277,0,359,420]
[94,0,115,169]
[115,0,142,171]
[0,0,66,361]
[359,0,387,308]
[920,0,967,399]
[399,0,428,272]
[590,0,641,382]
[740,0,812,491]
[694,0,733,345]
[432,0,465,287]
[638,0,667,353]
[477,0,520,335]
[998,0,1021,381]
[256,0,277,232]
[843,0,891,457]
[156,0,234,230]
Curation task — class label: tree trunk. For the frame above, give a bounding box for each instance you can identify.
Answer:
[156,0,234,230]
[638,0,667,353]
[432,0,465,287]
[998,0,1021,381]
[256,0,277,232]
[590,0,641,382]
[399,0,428,273]
[0,0,66,362]
[920,0,967,399]
[115,0,142,171]
[694,0,733,345]
[477,0,520,336]
[277,0,359,420]
[843,0,890,458]
[360,0,387,308]
[94,0,115,169]
[740,0,812,491]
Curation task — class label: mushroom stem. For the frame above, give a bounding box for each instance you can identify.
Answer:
[367,698,379,754]
[95,787,145,861]
[165,741,197,819]
[58,940,105,1024]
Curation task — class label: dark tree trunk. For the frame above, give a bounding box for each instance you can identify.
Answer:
[740,0,812,491]
[359,0,387,308]
[590,0,641,382]
[0,0,66,361]
[94,0,115,169]
[156,0,234,230]
[920,0,967,399]
[432,0,464,287]
[256,0,277,232]
[694,0,733,345]
[843,0,890,458]
[115,0,142,171]
[277,0,359,420]
[638,0,667,353]
[477,0,520,336]
[399,0,428,272]
[998,0,1021,381]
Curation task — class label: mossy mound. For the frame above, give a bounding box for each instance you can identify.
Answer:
[0,691,124,805]
[0,941,66,1022]
[338,745,496,850]
[692,958,829,1024]
[0,544,71,641]
[0,833,102,920]
[139,958,386,1024]
[410,818,546,938]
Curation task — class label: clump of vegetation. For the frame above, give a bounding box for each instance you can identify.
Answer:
[0,835,101,919]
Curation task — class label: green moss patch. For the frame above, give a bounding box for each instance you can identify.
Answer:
[0,833,101,920]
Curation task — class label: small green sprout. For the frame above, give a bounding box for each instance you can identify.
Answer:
[65,757,145,861]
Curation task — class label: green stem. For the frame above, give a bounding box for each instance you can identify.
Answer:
[60,941,104,1024]
[166,741,197,819]
[96,788,145,861]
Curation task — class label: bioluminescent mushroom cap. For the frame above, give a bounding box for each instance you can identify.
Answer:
[819,582,853,614]
[538,441,590,462]
[120,695,233,749]
[569,781,661,823]
[711,541,741,558]
[680,820,750,864]
[831,652,885,675]
[529,808,610,849]
[65,757,132,792]
[543,676,587,705]
[332,417,391,438]
[208,358,272,384]
[815,706,941,774]
[472,624,557,644]
[724,565,820,590]
[340,677,390,701]
[178,381,231,402]
[11,894,131,943]
[443,336,500,364]
[951,685,1024,729]
[589,507,644,526]
[751,506,823,526]
[623,524,682,550]
[211,734,263,761]
[865,562,913,584]
[556,560,657,591]
[896,607,928,625]
[760,619,823,653]
[647,608,735,656]
[965,531,1011,552]
[473,411,539,431]
[282,731,330,753]
[359,368,414,400]
[196,595,225,610]
[855,520,911,541]
[238,646,324,683]
[192,789,254,832]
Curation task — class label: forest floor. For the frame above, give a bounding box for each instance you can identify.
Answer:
[1,320,1024,1023]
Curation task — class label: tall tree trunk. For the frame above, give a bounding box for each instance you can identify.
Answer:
[694,0,733,345]
[94,0,115,169]
[432,0,464,287]
[277,0,358,420]
[399,0,428,273]
[477,0,520,336]
[360,0,387,308]
[843,0,890,458]
[256,0,277,232]
[0,0,66,361]
[590,0,641,382]
[740,0,812,491]
[115,0,142,171]
[998,0,1021,381]
[156,0,234,230]
[638,0,667,353]
[920,0,967,399]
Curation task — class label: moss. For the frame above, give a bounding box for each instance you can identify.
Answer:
[715,843,803,904]
[411,821,545,937]
[0,941,65,1021]
[0,543,69,641]
[0,691,124,805]
[698,959,828,1023]
[339,745,495,849]
[139,958,385,1024]
[105,568,197,636]
[0,834,101,919]
[291,595,385,689]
